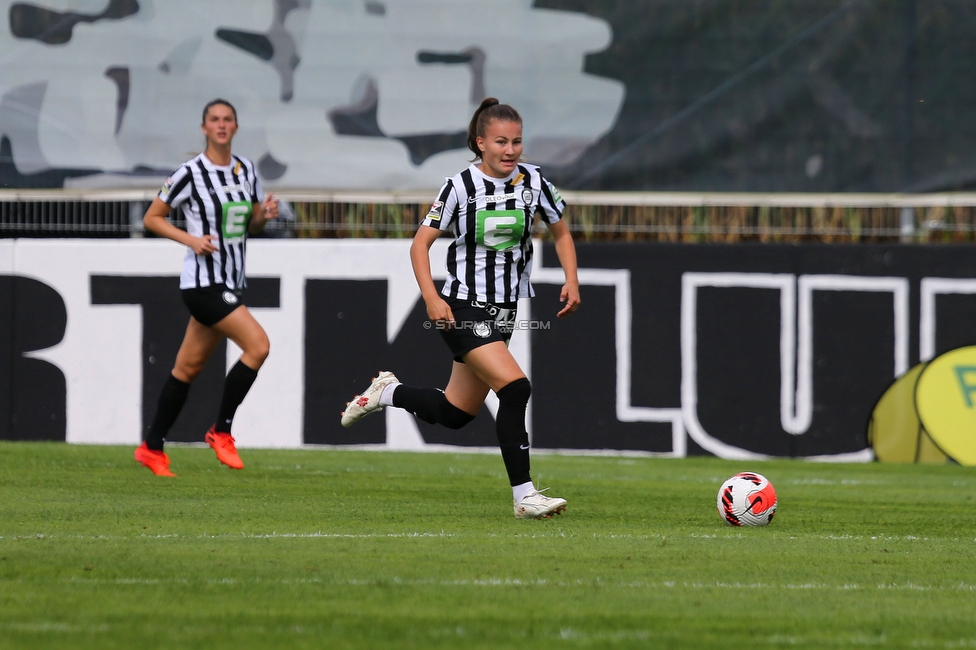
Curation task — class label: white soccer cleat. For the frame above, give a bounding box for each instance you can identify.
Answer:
[514,488,567,519]
[340,371,399,427]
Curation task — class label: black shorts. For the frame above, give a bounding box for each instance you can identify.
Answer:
[181,284,245,327]
[438,297,518,361]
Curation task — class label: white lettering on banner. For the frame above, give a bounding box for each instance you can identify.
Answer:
[678,273,907,460]
[919,278,976,361]
[5,240,915,461]
[529,258,686,456]
[7,240,462,451]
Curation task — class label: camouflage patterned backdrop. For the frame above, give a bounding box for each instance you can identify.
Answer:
[0,0,971,192]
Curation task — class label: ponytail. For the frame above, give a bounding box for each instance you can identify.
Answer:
[467,98,522,159]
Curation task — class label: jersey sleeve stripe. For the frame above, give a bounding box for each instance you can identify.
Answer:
[538,172,564,224]
[422,179,455,230]
[163,166,193,205]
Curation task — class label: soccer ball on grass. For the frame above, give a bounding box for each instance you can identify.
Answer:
[717,472,777,526]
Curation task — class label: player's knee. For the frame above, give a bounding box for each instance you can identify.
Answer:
[247,335,270,367]
[439,400,475,429]
[256,337,270,364]
[496,377,531,406]
[174,358,206,382]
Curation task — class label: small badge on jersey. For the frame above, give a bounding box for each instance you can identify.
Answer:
[473,322,492,338]
[233,161,242,175]
[222,291,239,305]
[160,176,174,195]
[513,172,524,186]
[521,188,533,203]
[425,201,443,222]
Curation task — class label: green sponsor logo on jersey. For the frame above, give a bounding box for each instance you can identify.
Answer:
[476,209,525,251]
[546,181,563,204]
[222,201,251,240]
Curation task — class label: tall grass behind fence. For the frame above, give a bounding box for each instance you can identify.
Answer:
[3,190,976,243]
[560,203,976,243]
[289,200,423,239]
[287,192,976,243]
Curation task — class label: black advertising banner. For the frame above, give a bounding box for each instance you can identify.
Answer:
[5,239,975,461]
[529,242,976,458]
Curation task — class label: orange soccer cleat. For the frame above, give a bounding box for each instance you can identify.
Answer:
[134,442,176,477]
[205,426,244,470]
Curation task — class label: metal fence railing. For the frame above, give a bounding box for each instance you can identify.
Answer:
[4,189,976,243]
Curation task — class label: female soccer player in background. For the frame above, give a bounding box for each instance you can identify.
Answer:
[341,97,580,519]
[134,99,278,476]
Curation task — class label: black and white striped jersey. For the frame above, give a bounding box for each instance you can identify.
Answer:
[158,153,263,291]
[421,163,565,303]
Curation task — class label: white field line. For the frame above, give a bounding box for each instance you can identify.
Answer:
[3,532,974,542]
[2,619,968,646]
[0,532,456,540]
[0,622,111,633]
[50,576,976,592]
[292,443,678,458]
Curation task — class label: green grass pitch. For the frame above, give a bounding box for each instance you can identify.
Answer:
[2,441,976,649]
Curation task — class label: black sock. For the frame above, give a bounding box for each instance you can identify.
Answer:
[146,374,191,450]
[495,378,532,486]
[392,385,475,429]
[214,360,259,433]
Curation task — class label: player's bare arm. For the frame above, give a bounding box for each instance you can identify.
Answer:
[143,196,216,255]
[548,219,580,317]
[411,224,455,325]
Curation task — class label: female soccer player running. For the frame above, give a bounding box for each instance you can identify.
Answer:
[341,98,580,518]
[134,99,278,476]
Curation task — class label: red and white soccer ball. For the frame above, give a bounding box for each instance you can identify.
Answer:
[717,472,777,526]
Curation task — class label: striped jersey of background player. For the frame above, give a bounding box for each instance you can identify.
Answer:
[134,99,280,477]
[341,98,581,519]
